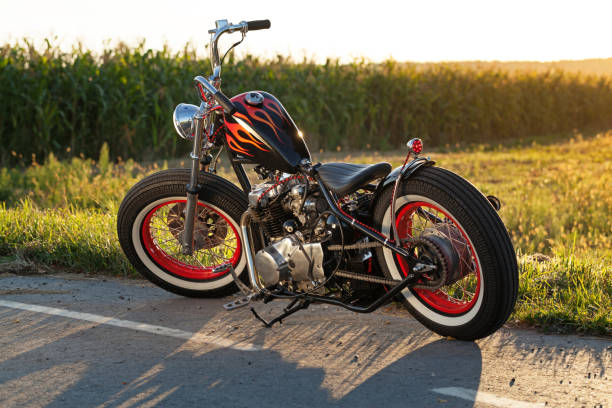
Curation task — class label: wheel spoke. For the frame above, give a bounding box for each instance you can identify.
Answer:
[150,225,182,234]
[220,242,237,251]
[192,256,208,269]
[154,236,180,246]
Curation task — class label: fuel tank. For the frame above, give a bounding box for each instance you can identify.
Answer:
[223,91,311,173]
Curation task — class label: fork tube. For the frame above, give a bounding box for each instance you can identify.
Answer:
[182,108,206,255]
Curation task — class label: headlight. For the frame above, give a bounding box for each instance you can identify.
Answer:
[173,103,199,140]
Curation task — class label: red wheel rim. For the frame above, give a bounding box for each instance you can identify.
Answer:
[141,200,241,280]
[395,201,481,315]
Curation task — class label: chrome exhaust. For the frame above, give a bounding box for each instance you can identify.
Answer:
[240,210,266,292]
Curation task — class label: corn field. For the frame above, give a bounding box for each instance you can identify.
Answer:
[2,41,612,165]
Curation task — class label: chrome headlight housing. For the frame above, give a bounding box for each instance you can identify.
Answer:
[173,103,199,140]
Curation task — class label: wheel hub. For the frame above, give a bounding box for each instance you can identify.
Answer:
[421,225,472,285]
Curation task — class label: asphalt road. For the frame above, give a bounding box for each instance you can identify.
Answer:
[0,273,610,408]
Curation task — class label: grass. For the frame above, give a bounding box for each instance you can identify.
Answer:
[515,250,610,335]
[0,201,131,274]
[0,133,610,335]
[3,41,612,166]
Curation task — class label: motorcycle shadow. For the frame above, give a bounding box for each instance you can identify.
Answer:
[0,298,481,408]
[337,338,482,407]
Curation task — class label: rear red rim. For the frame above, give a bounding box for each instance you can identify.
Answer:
[395,201,481,315]
[141,200,241,280]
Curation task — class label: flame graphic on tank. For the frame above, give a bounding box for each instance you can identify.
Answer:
[233,95,286,143]
[224,116,269,157]
[263,99,289,126]
[224,93,292,156]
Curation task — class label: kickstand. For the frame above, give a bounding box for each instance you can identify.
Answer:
[250,298,311,328]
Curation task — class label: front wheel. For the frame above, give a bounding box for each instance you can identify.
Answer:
[373,166,518,340]
[117,169,247,297]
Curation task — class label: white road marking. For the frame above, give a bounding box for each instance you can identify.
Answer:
[432,387,545,408]
[0,299,260,352]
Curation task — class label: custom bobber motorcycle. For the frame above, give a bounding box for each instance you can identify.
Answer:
[117,19,518,340]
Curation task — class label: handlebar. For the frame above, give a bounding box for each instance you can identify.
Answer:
[213,91,236,115]
[198,19,270,114]
[207,19,271,35]
[247,20,271,31]
[208,19,271,85]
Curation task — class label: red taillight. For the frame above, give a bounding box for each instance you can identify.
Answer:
[407,138,423,155]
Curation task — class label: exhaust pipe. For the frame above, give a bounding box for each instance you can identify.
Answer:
[240,210,266,292]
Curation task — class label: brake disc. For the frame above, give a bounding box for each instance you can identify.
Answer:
[166,203,228,251]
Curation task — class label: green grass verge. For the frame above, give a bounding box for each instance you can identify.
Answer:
[515,251,610,336]
[0,134,610,335]
[0,201,132,275]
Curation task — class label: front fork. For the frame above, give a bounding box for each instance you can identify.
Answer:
[181,107,207,255]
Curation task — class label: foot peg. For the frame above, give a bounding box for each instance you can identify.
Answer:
[223,294,256,311]
[218,263,260,311]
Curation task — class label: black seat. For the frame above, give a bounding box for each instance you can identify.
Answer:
[317,162,392,196]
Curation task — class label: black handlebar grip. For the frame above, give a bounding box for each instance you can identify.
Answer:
[247,20,271,31]
[214,91,236,115]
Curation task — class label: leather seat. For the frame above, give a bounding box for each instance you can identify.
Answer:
[317,162,392,196]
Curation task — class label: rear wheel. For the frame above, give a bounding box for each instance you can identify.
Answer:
[373,166,517,340]
[117,169,247,297]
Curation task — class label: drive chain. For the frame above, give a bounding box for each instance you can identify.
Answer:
[327,241,383,251]
[335,270,402,286]
[330,237,448,290]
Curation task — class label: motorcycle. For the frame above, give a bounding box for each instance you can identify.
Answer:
[117,19,518,340]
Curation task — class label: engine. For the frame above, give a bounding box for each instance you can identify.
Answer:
[247,175,333,289]
[254,235,324,288]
